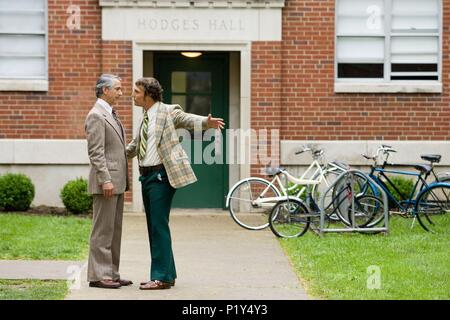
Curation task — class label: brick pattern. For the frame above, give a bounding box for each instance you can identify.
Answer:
[0,0,134,201]
[278,0,450,141]
[250,42,282,177]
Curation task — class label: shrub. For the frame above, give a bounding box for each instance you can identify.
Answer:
[0,173,35,211]
[60,178,93,215]
[385,176,415,205]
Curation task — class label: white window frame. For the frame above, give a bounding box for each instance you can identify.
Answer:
[0,0,49,91]
[334,0,442,93]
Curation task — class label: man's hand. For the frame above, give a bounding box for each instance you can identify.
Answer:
[102,182,114,198]
[207,114,225,130]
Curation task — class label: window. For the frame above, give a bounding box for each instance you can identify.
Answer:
[335,0,441,92]
[0,0,48,90]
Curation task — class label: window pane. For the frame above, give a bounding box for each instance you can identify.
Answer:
[338,63,384,78]
[391,36,438,63]
[337,37,384,61]
[337,0,384,35]
[0,35,45,56]
[392,0,439,32]
[0,0,44,10]
[0,57,45,78]
[391,76,438,81]
[337,0,384,15]
[172,72,187,93]
[187,72,211,93]
[186,95,211,116]
[171,94,186,107]
[392,16,438,32]
[0,12,45,33]
[392,0,438,16]
[392,64,437,72]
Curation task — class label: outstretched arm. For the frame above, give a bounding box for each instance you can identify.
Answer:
[170,105,225,130]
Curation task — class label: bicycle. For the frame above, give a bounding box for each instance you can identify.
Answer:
[353,145,450,232]
[268,170,385,238]
[225,146,349,230]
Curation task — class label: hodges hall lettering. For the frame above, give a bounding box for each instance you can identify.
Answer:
[137,18,245,32]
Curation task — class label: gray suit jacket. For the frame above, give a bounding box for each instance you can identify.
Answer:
[85,103,129,195]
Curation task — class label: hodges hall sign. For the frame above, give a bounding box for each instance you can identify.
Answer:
[101,8,282,41]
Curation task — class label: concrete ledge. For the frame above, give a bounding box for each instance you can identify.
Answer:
[335,82,442,94]
[0,139,89,164]
[281,140,450,166]
[0,79,48,92]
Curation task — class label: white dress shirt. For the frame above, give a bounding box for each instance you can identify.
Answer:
[140,102,162,167]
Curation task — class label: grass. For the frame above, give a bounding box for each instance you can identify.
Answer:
[0,280,68,300]
[279,214,450,299]
[0,213,92,260]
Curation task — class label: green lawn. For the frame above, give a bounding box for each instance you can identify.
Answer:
[279,215,450,300]
[0,213,92,260]
[0,280,68,300]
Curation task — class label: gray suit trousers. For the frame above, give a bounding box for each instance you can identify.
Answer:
[87,194,124,282]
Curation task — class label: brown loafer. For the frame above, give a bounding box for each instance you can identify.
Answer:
[115,279,133,286]
[139,280,171,290]
[89,279,121,289]
[140,279,175,287]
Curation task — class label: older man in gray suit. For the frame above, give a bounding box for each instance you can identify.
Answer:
[85,74,132,289]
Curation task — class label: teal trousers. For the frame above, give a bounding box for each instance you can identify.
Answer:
[139,168,177,283]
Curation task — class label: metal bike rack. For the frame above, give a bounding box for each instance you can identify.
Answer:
[319,169,389,235]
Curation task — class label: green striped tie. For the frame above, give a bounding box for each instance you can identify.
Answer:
[139,112,149,161]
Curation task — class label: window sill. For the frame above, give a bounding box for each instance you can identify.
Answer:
[0,79,48,91]
[334,82,442,94]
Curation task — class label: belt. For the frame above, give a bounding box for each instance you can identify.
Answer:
[139,164,164,176]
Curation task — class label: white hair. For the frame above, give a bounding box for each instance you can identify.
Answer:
[95,74,121,98]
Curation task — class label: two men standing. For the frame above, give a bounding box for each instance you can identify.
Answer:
[85,74,224,290]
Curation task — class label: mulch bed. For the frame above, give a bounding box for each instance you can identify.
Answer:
[0,205,91,218]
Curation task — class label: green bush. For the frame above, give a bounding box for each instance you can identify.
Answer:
[60,178,93,215]
[0,173,35,211]
[385,176,415,205]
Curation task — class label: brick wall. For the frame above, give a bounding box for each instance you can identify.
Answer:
[0,0,134,201]
[278,0,450,141]
[250,42,282,177]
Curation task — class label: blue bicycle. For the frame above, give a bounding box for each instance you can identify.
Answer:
[348,145,450,232]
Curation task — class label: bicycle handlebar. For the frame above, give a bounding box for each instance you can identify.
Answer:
[295,146,323,157]
[362,145,397,164]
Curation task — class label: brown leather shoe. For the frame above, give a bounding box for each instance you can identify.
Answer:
[139,280,171,290]
[115,279,133,286]
[89,279,121,289]
[140,279,175,287]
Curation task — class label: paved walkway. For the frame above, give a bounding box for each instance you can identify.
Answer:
[0,260,84,280]
[66,210,308,300]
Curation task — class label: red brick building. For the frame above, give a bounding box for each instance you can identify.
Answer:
[0,0,448,210]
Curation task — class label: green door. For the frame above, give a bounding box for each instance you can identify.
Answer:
[154,52,229,208]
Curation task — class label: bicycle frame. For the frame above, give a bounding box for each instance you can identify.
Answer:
[367,165,428,213]
[250,160,346,208]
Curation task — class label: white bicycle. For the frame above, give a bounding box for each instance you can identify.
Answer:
[225,147,349,230]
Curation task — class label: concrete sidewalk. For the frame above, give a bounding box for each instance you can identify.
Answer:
[0,260,84,280]
[66,210,308,300]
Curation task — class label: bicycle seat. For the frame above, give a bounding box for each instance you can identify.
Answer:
[421,154,441,163]
[413,164,432,174]
[265,167,284,176]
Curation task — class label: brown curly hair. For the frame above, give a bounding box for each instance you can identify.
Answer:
[135,77,163,102]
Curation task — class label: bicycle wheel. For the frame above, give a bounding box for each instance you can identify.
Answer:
[269,199,310,238]
[331,172,378,226]
[228,178,281,230]
[353,195,386,228]
[415,184,450,232]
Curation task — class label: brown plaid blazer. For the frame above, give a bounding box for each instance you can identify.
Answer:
[126,102,208,189]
